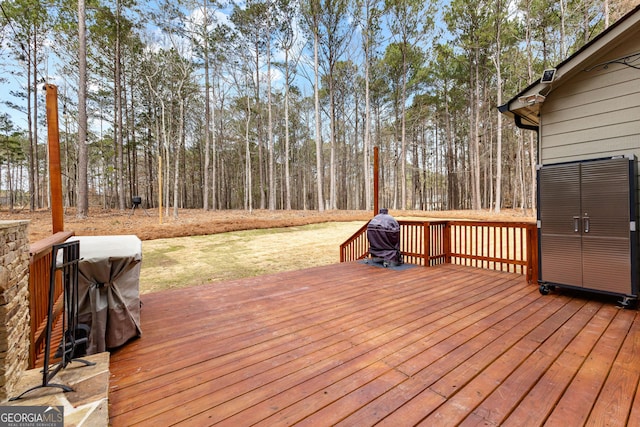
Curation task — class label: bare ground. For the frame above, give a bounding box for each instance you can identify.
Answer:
[0,207,535,243]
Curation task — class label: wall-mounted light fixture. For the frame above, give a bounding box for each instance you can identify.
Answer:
[518,93,546,105]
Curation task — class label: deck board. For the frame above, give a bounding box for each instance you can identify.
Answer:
[109,262,640,426]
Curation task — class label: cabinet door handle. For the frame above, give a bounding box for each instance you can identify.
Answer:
[573,216,580,232]
[583,217,590,233]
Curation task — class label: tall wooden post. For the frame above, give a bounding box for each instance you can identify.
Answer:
[373,146,379,217]
[424,221,430,267]
[45,84,64,234]
[527,223,539,284]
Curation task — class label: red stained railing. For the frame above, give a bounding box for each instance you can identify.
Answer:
[341,220,538,284]
[28,231,74,368]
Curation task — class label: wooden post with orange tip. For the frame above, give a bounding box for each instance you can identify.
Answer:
[45,84,64,234]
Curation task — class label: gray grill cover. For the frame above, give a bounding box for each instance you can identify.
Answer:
[67,235,142,354]
[367,210,402,264]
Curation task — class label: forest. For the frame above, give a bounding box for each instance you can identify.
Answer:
[0,0,638,217]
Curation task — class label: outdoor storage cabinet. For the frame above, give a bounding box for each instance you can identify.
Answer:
[537,156,639,305]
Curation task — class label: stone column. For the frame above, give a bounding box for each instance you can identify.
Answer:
[0,220,30,402]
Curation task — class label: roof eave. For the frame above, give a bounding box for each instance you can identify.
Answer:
[500,4,640,122]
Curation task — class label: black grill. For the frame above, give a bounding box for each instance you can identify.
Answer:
[367,209,402,266]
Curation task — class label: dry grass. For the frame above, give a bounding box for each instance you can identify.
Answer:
[140,221,364,294]
[0,208,534,294]
[0,208,534,243]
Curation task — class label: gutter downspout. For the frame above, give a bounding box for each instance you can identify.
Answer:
[498,103,541,161]
[514,114,541,164]
[514,114,538,133]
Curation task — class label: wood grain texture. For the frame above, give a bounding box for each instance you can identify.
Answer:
[108,262,640,426]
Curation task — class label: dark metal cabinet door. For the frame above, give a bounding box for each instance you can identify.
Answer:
[580,158,631,294]
[539,163,583,287]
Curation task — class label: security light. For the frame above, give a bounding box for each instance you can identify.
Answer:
[518,93,546,105]
[541,68,556,83]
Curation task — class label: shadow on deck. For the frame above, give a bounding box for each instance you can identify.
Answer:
[108,262,640,426]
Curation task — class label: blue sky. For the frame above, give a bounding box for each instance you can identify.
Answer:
[0,0,453,135]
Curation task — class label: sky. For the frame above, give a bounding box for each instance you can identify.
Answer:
[0,0,454,135]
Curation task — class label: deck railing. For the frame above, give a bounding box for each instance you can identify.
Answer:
[340,220,538,284]
[28,230,74,368]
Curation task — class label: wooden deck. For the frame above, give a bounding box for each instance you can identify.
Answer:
[108,262,640,426]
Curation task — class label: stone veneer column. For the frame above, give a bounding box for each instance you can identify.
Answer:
[0,220,30,402]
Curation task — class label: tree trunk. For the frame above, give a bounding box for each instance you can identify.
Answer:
[77,0,88,217]
[444,83,456,210]
[525,0,537,211]
[211,72,217,211]
[472,49,482,210]
[174,99,184,219]
[400,45,407,210]
[245,75,253,212]
[267,4,275,210]
[560,0,567,57]
[255,42,265,210]
[529,132,536,211]
[329,70,337,210]
[494,0,503,213]
[115,0,125,211]
[284,47,291,210]
[314,26,324,211]
[203,0,211,210]
[364,33,371,211]
[27,32,36,211]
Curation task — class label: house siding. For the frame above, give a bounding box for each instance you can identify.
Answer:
[539,36,640,209]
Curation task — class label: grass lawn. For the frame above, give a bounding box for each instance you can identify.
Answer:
[139,221,364,294]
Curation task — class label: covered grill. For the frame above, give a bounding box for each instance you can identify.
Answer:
[367,208,402,266]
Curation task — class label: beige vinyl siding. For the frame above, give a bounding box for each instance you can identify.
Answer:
[541,38,639,132]
[544,108,640,144]
[543,90,640,125]
[542,135,639,161]
[544,73,640,123]
[541,69,640,163]
[538,37,640,221]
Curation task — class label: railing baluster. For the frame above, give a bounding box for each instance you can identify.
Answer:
[339,219,537,281]
[28,231,75,368]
